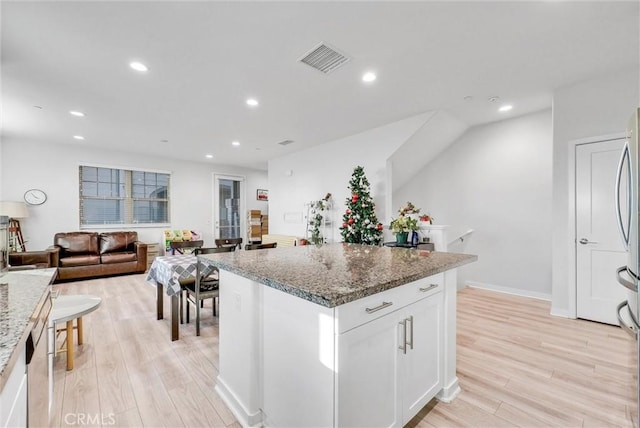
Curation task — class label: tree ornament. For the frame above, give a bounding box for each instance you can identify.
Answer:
[348,218,355,224]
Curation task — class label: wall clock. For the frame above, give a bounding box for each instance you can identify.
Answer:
[24,189,47,205]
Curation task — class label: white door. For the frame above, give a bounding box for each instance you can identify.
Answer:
[576,139,627,324]
[213,174,245,240]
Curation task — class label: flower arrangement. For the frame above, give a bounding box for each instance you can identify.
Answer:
[389,215,419,234]
[398,201,420,216]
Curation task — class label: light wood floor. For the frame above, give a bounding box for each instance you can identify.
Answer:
[51,275,637,427]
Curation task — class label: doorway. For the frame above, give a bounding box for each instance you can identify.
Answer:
[575,138,627,324]
[213,174,245,240]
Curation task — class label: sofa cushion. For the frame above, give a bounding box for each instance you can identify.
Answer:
[100,232,138,254]
[54,232,99,255]
[59,255,101,267]
[101,252,137,264]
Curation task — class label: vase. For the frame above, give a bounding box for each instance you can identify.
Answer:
[396,232,409,244]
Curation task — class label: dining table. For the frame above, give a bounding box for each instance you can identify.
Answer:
[145,254,217,340]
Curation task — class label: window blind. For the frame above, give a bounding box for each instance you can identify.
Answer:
[79,166,170,226]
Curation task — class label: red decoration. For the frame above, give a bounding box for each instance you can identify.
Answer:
[348,218,355,225]
[346,209,351,215]
[376,223,383,231]
[342,222,348,228]
[352,194,359,201]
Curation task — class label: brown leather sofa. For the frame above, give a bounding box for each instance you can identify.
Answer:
[50,231,147,281]
[9,249,57,269]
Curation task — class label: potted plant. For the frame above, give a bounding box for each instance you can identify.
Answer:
[389,215,419,244]
[419,214,434,224]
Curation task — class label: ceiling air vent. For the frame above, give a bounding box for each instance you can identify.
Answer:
[298,42,350,74]
[278,140,295,146]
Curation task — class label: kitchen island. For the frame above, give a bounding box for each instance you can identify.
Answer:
[0,268,56,427]
[199,243,476,427]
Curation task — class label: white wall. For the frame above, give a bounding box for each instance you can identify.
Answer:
[268,112,432,241]
[551,66,639,316]
[395,110,553,297]
[0,139,267,250]
[390,110,468,192]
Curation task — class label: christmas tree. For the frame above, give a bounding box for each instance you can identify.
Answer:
[340,166,384,245]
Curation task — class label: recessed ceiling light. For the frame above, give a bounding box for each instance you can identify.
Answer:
[488,96,500,103]
[499,105,513,112]
[463,96,473,101]
[73,135,85,140]
[246,98,259,107]
[70,110,85,117]
[232,141,240,146]
[362,72,377,83]
[160,139,169,143]
[205,154,213,159]
[130,62,148,72]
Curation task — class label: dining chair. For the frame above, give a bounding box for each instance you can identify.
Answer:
[245,242,277,250]
[215,238,243,250]
[183,246,235,336]
[169,239,204,255]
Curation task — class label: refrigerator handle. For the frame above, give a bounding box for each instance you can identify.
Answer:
[616,265,638,292]
[616,301,637,339]
[615,141,630,250]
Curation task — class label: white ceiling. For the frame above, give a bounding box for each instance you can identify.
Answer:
[2,1,638,171]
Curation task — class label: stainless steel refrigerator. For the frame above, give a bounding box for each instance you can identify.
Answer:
[615,107,640,426]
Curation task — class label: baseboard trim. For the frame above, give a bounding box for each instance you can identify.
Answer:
[215,378,262,428]
[436,378,461,403]
[550,307,571,318]
[465,281,551,302]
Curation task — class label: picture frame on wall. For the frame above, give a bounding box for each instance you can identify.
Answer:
[257,189,269,201]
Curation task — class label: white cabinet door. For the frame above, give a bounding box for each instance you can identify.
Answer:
[336,311,402,428]
[336,290,443,427]
[401,294,442,425]
[0,346,27,428]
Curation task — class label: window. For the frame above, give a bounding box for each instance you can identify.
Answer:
[79,165,170,227]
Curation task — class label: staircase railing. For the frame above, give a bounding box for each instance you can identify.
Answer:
[447,229,474,247]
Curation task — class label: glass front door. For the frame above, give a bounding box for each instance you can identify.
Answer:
[213,174,245,240]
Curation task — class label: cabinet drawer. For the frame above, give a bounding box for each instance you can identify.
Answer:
[335,273,443,334]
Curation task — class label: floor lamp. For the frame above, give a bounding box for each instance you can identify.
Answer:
[0,201,29,252]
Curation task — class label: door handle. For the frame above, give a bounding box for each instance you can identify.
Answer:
[398,319,407,354]
[406,315,414,350]
[578,238,599,245]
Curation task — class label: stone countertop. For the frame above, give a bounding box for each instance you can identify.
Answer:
[198,243,477,308]
[0,268,56,392]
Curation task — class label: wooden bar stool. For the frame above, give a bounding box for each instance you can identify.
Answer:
[50,295,101,371]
